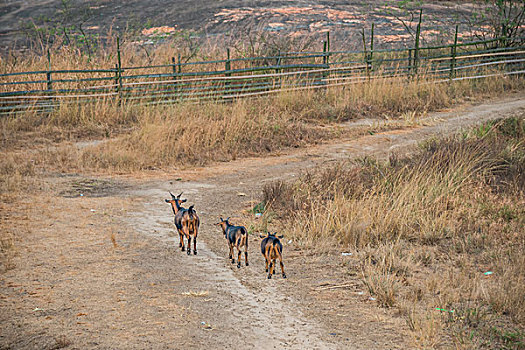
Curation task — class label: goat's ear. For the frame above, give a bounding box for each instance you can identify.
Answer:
[259,233,266,238]
[165,199,170,203]
[181,199,187,203]
[277,235,284,239]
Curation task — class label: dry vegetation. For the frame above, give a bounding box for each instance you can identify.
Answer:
[261,117,524,348]
[1,67,523,174]
[1,40,525,289]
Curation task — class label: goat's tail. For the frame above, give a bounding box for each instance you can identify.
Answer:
[241,226,248,249]
[187,205,198,235]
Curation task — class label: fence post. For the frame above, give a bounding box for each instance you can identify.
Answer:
[46,49,52,92]
[450,24,458,81]
[177,54,182,101]
[408,48,413,75]
[322,40,328,85]
[225,48,231,73]
[326,31,330,81]
[326,31,330,65]
[362,28,369,80]
[171,56,178,96]
[224,48,232,85]
[275,49,282,89]
[414,9,422,75]
[370,23,375,73]
[116,37,123,102]
[114,64,119,94]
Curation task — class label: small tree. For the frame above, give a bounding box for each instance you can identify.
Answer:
[468,0,525,47]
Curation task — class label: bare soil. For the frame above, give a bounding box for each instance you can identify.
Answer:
[1,93,525,349]
[1,0,472,52]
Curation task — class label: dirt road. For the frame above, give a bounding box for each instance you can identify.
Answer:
[1,93,524,349]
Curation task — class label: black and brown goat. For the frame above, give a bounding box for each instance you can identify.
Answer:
[215,217,249,268]
[165,191,200,255]
[260,232,286,279]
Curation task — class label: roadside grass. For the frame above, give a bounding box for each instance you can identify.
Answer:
[261,117,525,348]
[2,72,523,173]
[2,37,524,173]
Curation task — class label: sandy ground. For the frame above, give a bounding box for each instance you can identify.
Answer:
[1,93,525,349]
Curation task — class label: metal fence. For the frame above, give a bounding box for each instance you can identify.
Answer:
[2,28,525,116]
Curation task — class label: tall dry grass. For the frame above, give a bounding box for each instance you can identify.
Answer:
[262,117,525,348]
[2,34,524,173]
[2,71,523,173]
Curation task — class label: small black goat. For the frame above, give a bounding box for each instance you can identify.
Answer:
[165,191,200,255]
[215,217,249,268]
[260,232,286,279]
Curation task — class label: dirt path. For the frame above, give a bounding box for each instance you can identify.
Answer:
[2,93,524,349]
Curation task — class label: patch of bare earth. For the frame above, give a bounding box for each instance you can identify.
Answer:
[1,93,525,349]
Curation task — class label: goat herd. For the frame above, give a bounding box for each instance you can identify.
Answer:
[165,191,287,279]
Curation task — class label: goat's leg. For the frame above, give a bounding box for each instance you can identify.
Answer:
[178,229,185,251]
[268,260,274,279]
[237,247,242,268]
[229,243,234,263]
[193,235,197,255]
[264,246,270,272]
[244,247,249,266]
[278,252,286,278]
[187,236,191,255]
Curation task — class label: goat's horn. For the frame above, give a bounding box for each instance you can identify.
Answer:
[177,192,183,198]
[169,191,176,199]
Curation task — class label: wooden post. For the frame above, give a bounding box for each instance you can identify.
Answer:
[408,48,413,74]
[114,64,119,94]
[275,49,282,89]
[323,40,327,65]
[326,31,330,82]
[225,48,231,73]
[450,24,458,81]
[326,31,330,66]
[414,9,422,75]
[225,48,231,92]
[177,54,182,100]
[362,28,369,80]
[370,23,375,72]
[322,40,328,84]
[116,37,123,101]
[46,49,52,92]
[171,56,178,96]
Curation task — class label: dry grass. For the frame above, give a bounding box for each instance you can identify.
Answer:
[181,290,210,297]
[262,117,525,348]
[1,38,523,173]
[2,72,522,174]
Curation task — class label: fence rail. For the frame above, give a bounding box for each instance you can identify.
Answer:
[2,29,525,115]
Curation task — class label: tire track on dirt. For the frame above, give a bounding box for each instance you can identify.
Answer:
[126,185,335,349]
